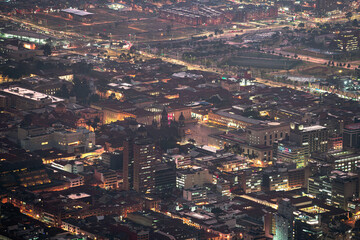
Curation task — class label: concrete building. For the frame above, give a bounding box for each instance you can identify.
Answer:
[17,126,95,153]
[176,167,212,189]
[94,168,122,190]
[274,198,295,240]
[1,87,63,110]
[343,123,360,149]
[331,171,359,210]
[0,30,51,45]
[133,138,157,194]
[61,9,94,23]
[239,169,262,193]
[290,123,328,156]
[275,140,308,168]
[159,4,224,26]
[334,31,360,52]
[263,168,289,192]
[154,162,176,195]
[183,187,207,202]
[246,122,290,146]
[309,170,359,210]
[208,108,261,129]
[312,150,360,173]
[51,160,84,174]
[308,175,332,205]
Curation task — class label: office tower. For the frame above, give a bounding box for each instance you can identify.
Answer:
[290,123,328,156]
[309,170,359,210]
[275,140,308,168]
[123,137,135,191]
[331,171,359,210]
[343,123,360,150]
[123,125,157,194]
[274,198,295,240]
[308,175,332,205]
[176,167,212,189]
[154,162,176,195]
[239,169,262,193]
[133,138,156,194]
[294,215,323,240]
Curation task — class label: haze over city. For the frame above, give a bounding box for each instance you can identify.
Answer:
[0,0,360,239]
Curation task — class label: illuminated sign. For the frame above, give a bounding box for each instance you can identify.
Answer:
[278,146,292,153]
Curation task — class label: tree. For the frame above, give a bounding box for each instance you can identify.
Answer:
[2,62,30,80]
[71,77,90,103]
[86,120,92,131]
[43,43,52,56]
[352,19,358,27]
[56,84,69,98]
[91,116,101,131]
[129,46,136,54]
[72,61,92,74]
[298,22,305,28]
[166,25,172,36]
[345,12,353,21]
[2,66,21,79]
[89,94,100,103]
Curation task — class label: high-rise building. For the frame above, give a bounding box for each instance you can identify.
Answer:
[274,198,295,240]
[123,137,135,191]
[133,138,157,194]
[308,175,332,205]
[343,123,360,150]
[123,126,157,194]
[290,123,328,156]
[309,170,360,210]
[331,171,359,210]
[154,162,176,195]
[275,140,308,168]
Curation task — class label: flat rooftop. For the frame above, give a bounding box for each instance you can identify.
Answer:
[67,193,91,200]
[247,122,288,131]
[2,87,63,103]
[302,125,326,132]
[214,109,262,125]
[2,30,50,40]
[61,8,94,16]
[345,123,360,130]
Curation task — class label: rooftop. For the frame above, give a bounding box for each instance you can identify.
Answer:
[2,87,63,103]
[215,109,262,125]
[345,122,360,130]
[61,8,94,16]
[2,30,50,40]
[302,125,326,132]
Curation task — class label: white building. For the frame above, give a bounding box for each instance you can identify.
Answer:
[18,126,95,153]
[176,167,212,189]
